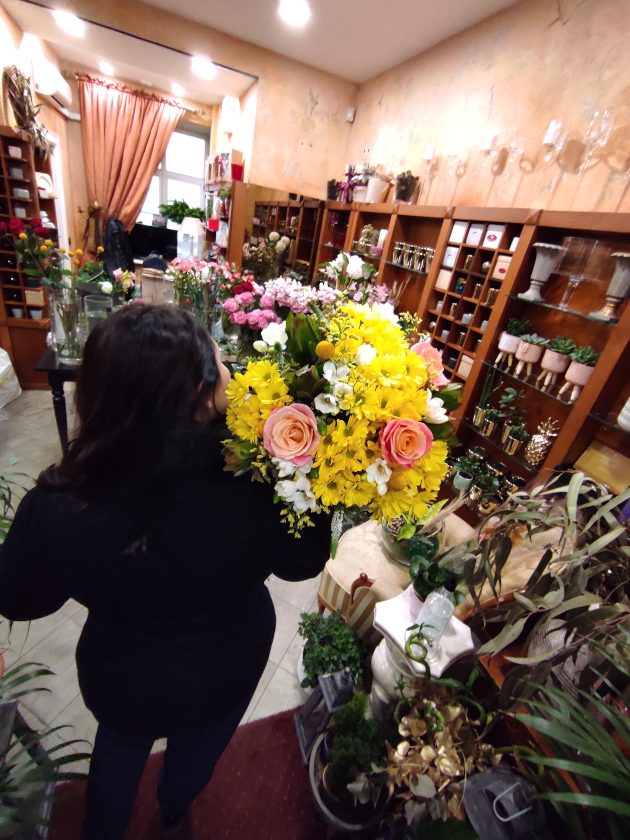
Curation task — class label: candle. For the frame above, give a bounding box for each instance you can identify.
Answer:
[377,228,388,248]
[481,133,498,152]
[543,120,562,146]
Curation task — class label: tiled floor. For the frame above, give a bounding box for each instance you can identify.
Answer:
[1,387,318,761]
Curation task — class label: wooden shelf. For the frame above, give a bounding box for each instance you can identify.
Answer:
[506,293,620,325]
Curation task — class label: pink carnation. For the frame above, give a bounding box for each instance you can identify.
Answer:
[113,268,123,281]
[236,291,254,306]
[246,310,261,327]
[260,294,274,308]
[222,298,239,313]
[232,310,247,325]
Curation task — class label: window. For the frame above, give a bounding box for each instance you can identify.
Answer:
[137,129,208,227]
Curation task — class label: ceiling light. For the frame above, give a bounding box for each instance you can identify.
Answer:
[278,0,310,27]
[52,10,85,37]
[191,56,217,80]
[172,82,186,97]
[99,61,114,76]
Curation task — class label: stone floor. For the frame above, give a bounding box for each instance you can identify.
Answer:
[0,386,318,762]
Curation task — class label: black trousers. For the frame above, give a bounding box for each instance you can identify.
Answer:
[81,700,249,840]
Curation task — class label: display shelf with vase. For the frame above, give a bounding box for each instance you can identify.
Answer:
[518,241,566,302]
[590,251,630,322]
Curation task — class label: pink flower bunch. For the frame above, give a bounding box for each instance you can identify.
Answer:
[263,277,319,315]
[171,257,209,276]
[348,279,390,306]
[221,283,281,330]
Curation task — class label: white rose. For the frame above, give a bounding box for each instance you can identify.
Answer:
[366,458,392,496]
[331,253,347,271]
[346,254,365,280]
[261,321,288,349]
[424,393,449,425]
[314,393,338,414]
[354,343,377,366]
[275,241,286,253]
[100,281,113,294]
[269,231,280,242]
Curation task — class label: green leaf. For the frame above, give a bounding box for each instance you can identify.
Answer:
[397,524,416,541]
[477,615,528,655]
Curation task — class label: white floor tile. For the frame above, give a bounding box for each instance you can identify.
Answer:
[240,659,277,725]
[1,611,69,669]
[268,595,303,665]
[247,662,308,723]
[51,693,98,748]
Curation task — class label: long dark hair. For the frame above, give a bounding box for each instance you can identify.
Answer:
[39,305,219,496]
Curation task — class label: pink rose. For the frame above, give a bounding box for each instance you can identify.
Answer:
[263,404,321,466]
[411,341,449,386]
[246,310,261,327]
[113,268,123,281]
[237,291,254,306]
[222,298,238,313]
[232,310,247,325]
[380,419,433,468]
[260,294,274,308]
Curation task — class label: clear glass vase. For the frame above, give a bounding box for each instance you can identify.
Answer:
[50,289,85,365]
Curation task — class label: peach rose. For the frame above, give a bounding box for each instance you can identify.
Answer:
[380,419,433,467]
[263,404,320,465]
[411,340,449,387]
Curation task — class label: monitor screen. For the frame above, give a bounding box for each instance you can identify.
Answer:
[129,223,177,262]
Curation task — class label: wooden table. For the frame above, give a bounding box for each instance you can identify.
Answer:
[35,348,78,455]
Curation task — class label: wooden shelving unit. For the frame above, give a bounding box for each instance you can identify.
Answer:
[0,125,49,389]
[205,180,249,266]
[250,197,323,278]
[314,201,354,269]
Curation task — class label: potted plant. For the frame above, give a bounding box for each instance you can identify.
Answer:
[497,387,525,442]
[394,170,419,203]
[494,317,530,370]
[469,472,500,503]
[536,335,576,392]
[297,612,367,690]
[473,368,501,427]
[513,333,549,379]
[480,407,502,437]
[558,345,601,403]
[382,497,466,568]
[158,199,206,225]
[451,454,484,492]
[503,423,529,455]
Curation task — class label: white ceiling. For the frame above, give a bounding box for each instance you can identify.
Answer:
[139,0,521,83]
[2,0,255,106]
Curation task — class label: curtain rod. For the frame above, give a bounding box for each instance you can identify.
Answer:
[62,71,207,117]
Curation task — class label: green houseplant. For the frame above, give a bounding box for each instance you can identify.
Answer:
[503,423,529,455]
[158,199,206,224]
[538,335,577,392]
[497,387,525,442]
[297,613,366,689]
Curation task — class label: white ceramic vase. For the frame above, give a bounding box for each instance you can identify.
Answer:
[618,396,630,432]
[494,331,521,369]
[591,252,630,321]
[519,242,567,302]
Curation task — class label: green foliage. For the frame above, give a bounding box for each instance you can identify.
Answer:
[75,259,106,285]
[507,424,529,441]
[478,368,501,409]
[498,387,525,419]
[409,554,458,601]
[519,333,549,346]
[158,199,206,224]
[471,473,500,494]
[217,186,231,200]
[327,691,394,791]
[483,408,502,422]
[285,312,324,367]
[454,455,483,477]
[297,612,367,689]
[570,345,601,366]
[505,317,530,337]
[549,335,576,355]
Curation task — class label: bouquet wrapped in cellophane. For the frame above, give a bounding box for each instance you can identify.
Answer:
[223,303,459,545]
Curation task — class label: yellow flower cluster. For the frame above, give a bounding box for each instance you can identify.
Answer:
[225,304,449,527]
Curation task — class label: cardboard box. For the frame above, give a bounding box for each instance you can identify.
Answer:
[449,220,468,244]
[435,268,452,291]
[466,223,484,246]
[443,246,459,268]
[482,224,506,249]
[458,355,474,379]
[492,254,513,281]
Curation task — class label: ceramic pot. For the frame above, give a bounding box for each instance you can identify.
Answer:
[468,482,485,502]
[519,242,567,302]
[565,360,594,387]
[366,177,388,203]
[504,435,526,455]
[541,348,570,374]
[502,474,527,497]
[498,332,521,354]
[10,306,24,318]
[481,418,499,437]
[618,396,630,432]
[501,419,515,444]
[591,252,630,321]
[516,340,544,364]
[452,470,473,492]
[478,495,502,515]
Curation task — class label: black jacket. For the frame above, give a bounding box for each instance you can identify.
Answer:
[0,425,330,738]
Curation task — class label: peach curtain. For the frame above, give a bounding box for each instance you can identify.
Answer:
[78,75,186,231]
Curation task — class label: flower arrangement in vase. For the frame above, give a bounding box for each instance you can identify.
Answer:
[558,345,600,403]
[98,268,136,304]
[223,304,457,547]
[536,335,576,392]
[513,333,549,379]
[167,257,213,326]
[494,317,530,369]
[503,423,530,455]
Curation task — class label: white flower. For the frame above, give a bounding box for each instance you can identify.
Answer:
[314,393,339,414]
[269,231,280,242]
[291,490,317,512]
[274,473,317,512]
[253,340,269,353]
[322,361,350,382]
[280,236,290,246]
[331,253,347,271]
[272,457,297,478]
[372,302,399,324]
[354,343,377,366]
[296,459,314,475]
[99,280,113,294]
[333,381,353,397]
[346,254,365,280]
[261,321,287,349]
[366,458,392,496]
[275,241,287,253]
[424,392,449,424]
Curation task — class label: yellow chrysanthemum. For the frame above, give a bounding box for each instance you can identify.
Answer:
[330,416,370,447]
[226,372,251,407]
[344,480,375,508]
[345,385,381,421]
[246,359,284,391]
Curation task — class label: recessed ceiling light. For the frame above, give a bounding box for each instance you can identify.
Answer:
[52,10,85,37]
[172,83,186,97]
[99,61,114,76]
[191,56,217,80]
[278,0,310,27]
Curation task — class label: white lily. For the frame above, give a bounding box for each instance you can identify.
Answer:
[272,457,297,478]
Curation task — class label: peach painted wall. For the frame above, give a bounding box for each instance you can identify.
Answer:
[348,0,630,213]
[63,0,358,200]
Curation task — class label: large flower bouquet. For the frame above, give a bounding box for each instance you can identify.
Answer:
[167,257,212,318]
[242,231,291,280]
[319,251,391,308]
[223,303,459,539]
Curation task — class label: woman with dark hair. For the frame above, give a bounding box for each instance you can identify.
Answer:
[0,305,331,840]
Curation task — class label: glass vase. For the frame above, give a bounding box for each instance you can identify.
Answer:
[50,289,84,365]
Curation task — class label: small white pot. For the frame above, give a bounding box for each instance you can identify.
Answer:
[498,332,521,353]
[540,348,569,374]
[11,306,24,318]
[516,340,544,363]
[618,396,630,432]
[29,308,43,320]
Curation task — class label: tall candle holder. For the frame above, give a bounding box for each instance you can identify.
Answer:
[518,242,567,302]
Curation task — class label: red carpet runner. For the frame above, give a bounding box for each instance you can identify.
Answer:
[50,708,329,840]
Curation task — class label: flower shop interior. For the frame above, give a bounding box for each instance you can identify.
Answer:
[1,0,630,838]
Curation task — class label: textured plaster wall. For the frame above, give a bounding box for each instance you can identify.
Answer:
[348,0,630,212]
[62,0,358,200]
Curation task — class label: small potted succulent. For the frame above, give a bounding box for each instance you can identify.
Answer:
[536,335,576,392]
[451,454,483,492]
[513,333,549,379]
[494,317,531,369]
[503,423,530,455]
[558,345,601,403]
[468,472,501,503]
[481,407,502,437]
[497,387,525,443]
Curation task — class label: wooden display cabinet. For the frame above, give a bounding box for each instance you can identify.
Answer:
[314,202,353,270]
[0,126,49,389]
[345,203,394,277]
[292,199,323,279]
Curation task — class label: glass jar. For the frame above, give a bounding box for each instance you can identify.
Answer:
[49,289,85,365]
[381,518,445,567]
